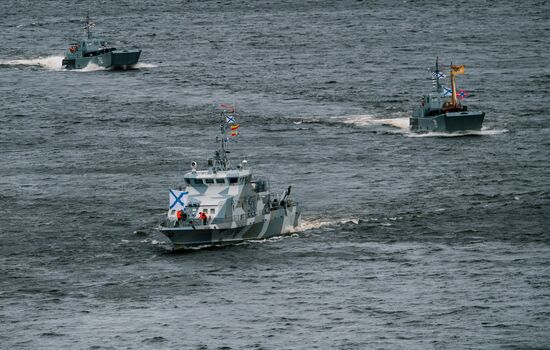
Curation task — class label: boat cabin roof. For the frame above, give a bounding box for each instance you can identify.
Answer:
[183,169,252,186]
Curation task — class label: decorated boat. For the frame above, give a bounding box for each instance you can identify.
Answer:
[62,15,141,70]
[159,108,301,249]
[410,57,485,133]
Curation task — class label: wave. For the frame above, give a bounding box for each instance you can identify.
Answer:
[75,63,107,72]
[0,56,157,71]
[299,217,359,231]
[338,114,410,131]
[0,55,64,70]
[407,128,508,138]
[332,114,507,138]
[132,62,158,68]
[66,62,158,72]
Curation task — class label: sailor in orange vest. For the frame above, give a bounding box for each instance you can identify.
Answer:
[199,211,208,225]
[176,210,184,225]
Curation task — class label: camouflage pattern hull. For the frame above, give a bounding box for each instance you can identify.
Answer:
[62,49,141,69]
[410,111,485,133]
[160,206,300,249]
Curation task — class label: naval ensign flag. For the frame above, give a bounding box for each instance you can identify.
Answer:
[169,189,188,210]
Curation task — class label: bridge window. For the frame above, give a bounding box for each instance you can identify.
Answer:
[239,177,250,184]
[205,179,214,184]
[229,177,238,184]
[216,179,225,184]
[192,179,203,185]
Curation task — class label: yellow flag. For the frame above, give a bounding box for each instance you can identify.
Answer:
[451,65,465,74]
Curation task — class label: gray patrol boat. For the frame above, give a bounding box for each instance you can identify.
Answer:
[159,111,301,249]
[62,15,141,70]
[410,58,485,133]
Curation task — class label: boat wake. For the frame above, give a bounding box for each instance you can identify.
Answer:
[338,114,410,132]
[407,128,508,138]
[132,62,158,68]
[0,55,64,70]
[333,114,506,137]
[73,62,158,72]
[0,56,157,71]
[76,63,107,72]
[299,217,359,231]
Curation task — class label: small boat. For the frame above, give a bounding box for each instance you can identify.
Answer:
[410,57,485,133]
[62,15,141,70]
[159,109,301,249]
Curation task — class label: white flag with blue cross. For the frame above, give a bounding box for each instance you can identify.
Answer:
[169,189,188,210]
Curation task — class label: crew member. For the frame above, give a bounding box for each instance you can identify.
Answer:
[199,211,208,225]
[176,210,184,224]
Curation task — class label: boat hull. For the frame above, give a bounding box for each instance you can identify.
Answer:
[159,206,301,249]
[410,111,485,133]
[62,49,141,70]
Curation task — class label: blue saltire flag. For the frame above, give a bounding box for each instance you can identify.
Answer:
[442,87,452,97]
[432,71,446,79]
[225,115,236,123]
[169,189,188,210]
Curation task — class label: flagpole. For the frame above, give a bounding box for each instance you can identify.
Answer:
[218,112,228,171]
[450,61,457,107]
[86,14,92,39]
[436,56,441,93]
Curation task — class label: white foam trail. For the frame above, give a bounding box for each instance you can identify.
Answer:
[132,62,158,68]
[299,218,359,231]
[74,62,157,72]
[0,56,157,71]
[335,114,507,138]
[0,55,64,70]
[407,128,508,138]
[337,114,410,132]
[76,63,107,72]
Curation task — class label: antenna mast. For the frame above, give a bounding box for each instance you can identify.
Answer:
[85,14,93,39]
[216,112,230,171]
[435,56,441,93]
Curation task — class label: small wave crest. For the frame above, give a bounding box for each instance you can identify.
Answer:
[0,55,63,70]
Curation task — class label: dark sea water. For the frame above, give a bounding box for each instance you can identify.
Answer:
[1,0,550,349]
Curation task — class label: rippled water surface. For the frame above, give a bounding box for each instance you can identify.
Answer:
[1,0,549,349]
